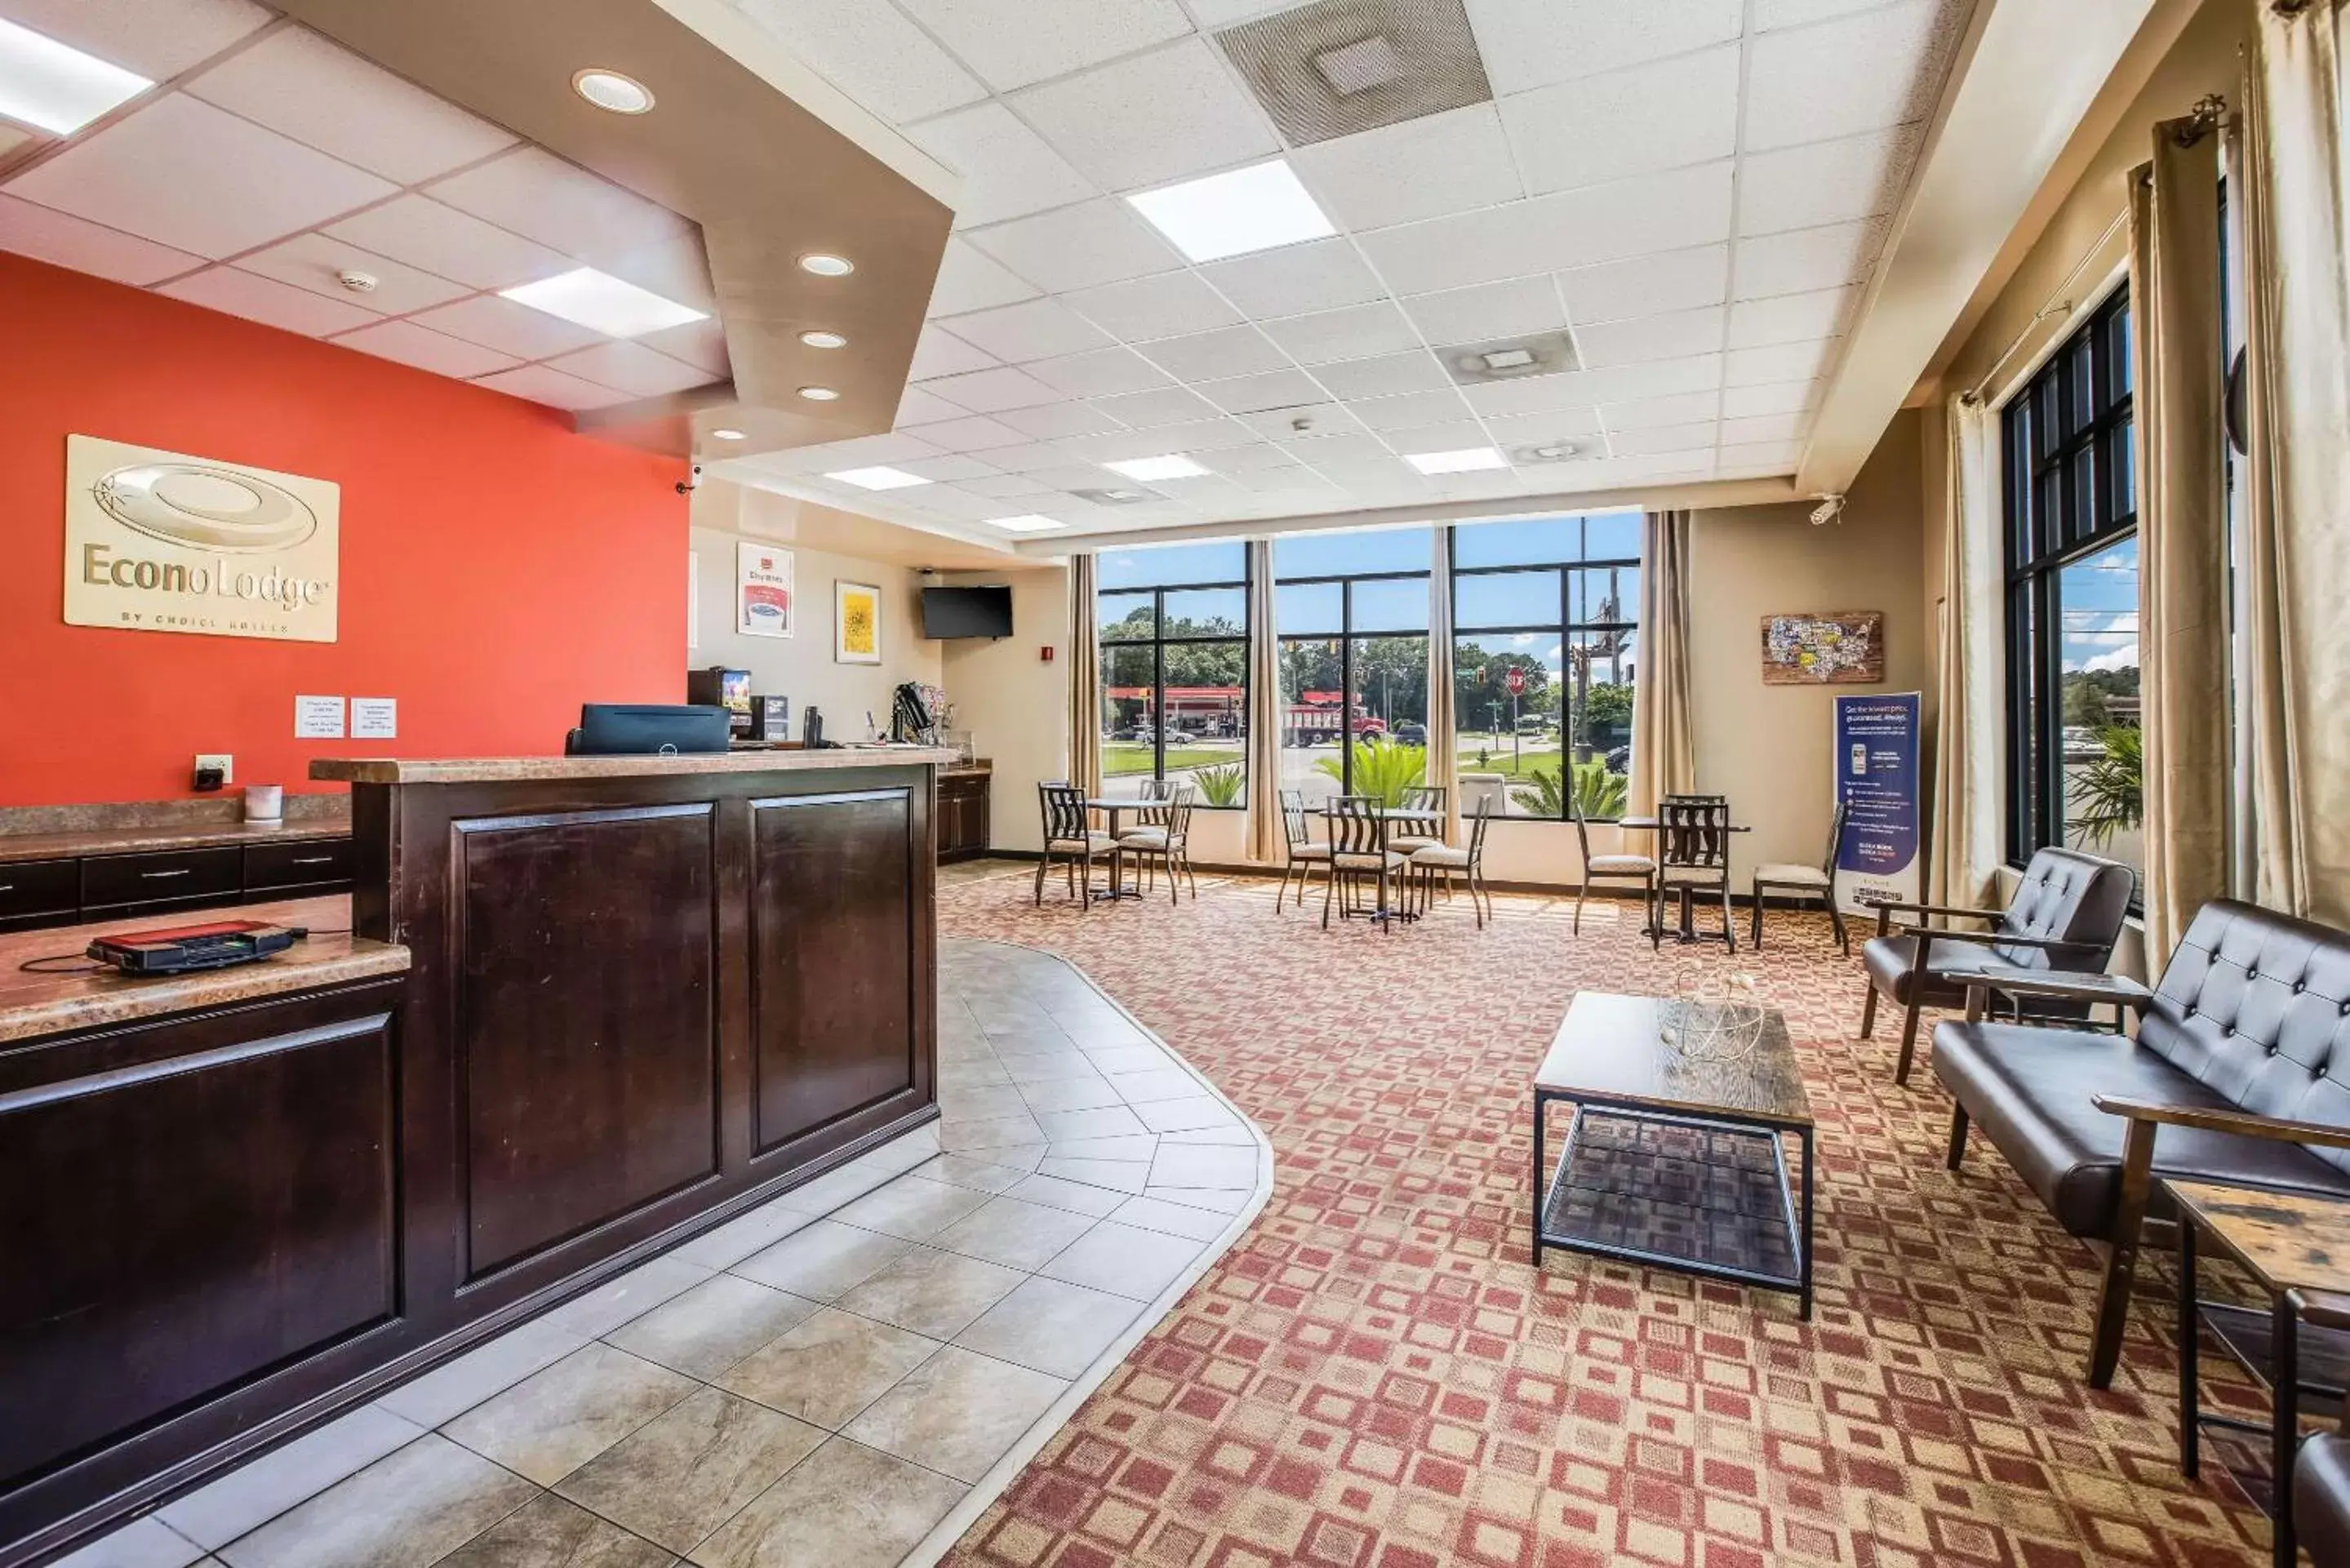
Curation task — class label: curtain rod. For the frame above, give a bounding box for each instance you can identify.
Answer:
[1961,207,2130,404]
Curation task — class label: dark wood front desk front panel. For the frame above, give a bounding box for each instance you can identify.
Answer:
[0,762,937,1566]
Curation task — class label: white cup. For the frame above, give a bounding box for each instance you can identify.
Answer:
[245,784,284,824]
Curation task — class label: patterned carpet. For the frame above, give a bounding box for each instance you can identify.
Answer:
[931,869,2272,1568]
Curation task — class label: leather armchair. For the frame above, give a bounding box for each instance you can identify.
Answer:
[1856,845,2135,1086]
[2297,1291,2350,1568]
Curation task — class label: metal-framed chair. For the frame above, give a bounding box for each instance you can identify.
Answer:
[1275,789,1331,911]
[1571,788,1657,944]
[1117,783,1197,903]
[1386,785,1446,856]
[1409,797,1495,927]
[1656,795,1737,950]
[1035,782,1121,908]
[1751,800,1850,953]
[1320,795,1408,931]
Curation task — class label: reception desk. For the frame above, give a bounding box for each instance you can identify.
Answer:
[0,748,948,1566]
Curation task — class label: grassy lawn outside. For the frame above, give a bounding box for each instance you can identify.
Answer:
[1455,735,1563,780]
[1104,743,1240,776]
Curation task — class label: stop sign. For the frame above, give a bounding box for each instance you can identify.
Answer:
[1505,666,1526,695]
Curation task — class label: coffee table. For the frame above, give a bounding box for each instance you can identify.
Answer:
[1531,992,1815,1317]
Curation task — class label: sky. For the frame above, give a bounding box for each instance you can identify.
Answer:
[2058,535,2139,675]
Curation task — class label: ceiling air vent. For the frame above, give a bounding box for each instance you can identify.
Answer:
[1069,486,1162,506]
[1436,331,1580,388]
[1216,0,1492,147]
[1509,439,1593,467]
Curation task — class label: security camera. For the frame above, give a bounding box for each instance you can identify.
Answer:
[1809,493,1846,526]
[676,463,704,496]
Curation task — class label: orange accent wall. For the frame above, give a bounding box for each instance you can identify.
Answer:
[0,253,686,806]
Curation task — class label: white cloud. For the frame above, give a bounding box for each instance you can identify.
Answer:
[2081,642,2139,673]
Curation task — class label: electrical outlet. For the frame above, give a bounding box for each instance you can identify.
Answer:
[195,753,233,788]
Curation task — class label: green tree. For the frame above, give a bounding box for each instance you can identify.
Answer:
[1511,757,1628,818]
[1314,740,1427,805]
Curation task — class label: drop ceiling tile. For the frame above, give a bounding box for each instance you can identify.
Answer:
[322,194,571,291]
[1721,411,1811,443]
[896,0,1192,92]
[895,452,1004,482]
[730,0,988,121]
[1746,0,1958,152]
[548,340,715,397]
[1237,402,1365,439]
[1753,0,1900,28]
[905,102,1097,229]
[927,239,1040,318]
[1721,379,1824,418]
[1095,386,1222,429]
[1022,463,1122,489]
[806,432,948,467]
[1573,307,1725,370]
[428,147,689,264]
[1732,220,1885,299]
[7,0,273,81]
[958,473,1058,498]
[1064,269,1242,342]
[921,364,1063,411]
[331,319,518,379]
[1025,346,1174,398]
[641,317,731,377]
[1196,368,1326,415]
[993,401,1127,439]
[411,295,602,360]
[1609,420,1717,455]
[897,384,969,425]
[965,442,1070,473]
[597,232,717,313]
[1402,276,1566,348]
[1717,438,1805,469]
[1344,388,1474,431]
[1601,391,1721,430]
[1257,300,1421,366]
[1289,104,1522,233]
[1199,237,1384,318]
[475,364,639,411]
[965,199,1183,294]
[903,413,1031,451]
[1481,407,1604,446]
[908,322,1001,380]
[158,266,378,337]
[1232,465,1341,495]
[1557,244,1729,326]
[1500,46,1739,196]
[1380,421,1492,456]
[1014,39,1278,192]
[1311,456,1428,491]
[1311,350,1450,402]
[1136,324,1291,382]
[1195,442,1300,474]
[233,233,470,317]
[1726,339,1838,388]
[184,26,515,185]
[1276,432,1391,465]
[0,193,202,285]
[939,297,1113,362]
[1464,0,1744,96]
[1463,353,1720,417]
[8,95,397,260]
[1357,162,1733,296]
[1739,126,1921,238]
[1728,287,1858,349]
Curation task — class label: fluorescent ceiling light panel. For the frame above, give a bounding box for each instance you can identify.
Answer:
[499,268,707,339]
[987,514,1065,533]
[1104,455,1209,481]
[0,18,152,134]
[1126,159,1335,264]
[826,466,931,491]
[1406,446,1508,474]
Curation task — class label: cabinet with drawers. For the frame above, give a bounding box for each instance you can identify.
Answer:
[936,769,992,863]
[0,833,353,932]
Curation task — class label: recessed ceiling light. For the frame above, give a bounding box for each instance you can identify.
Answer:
[1126,159,1335,264]
[987,515,1065,533]
[799,254,855,277]
[827,466,931,491]
[1104,455,1208,482]
[572,68,654,114]
[0,17,152,135]
[1406,446,1508,475]
[499,268,706,338]
[711,428,747,442]
[797,386,841,402]
[799,330,848,349]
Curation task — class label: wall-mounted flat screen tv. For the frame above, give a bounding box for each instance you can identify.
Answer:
[921,585,1014,639]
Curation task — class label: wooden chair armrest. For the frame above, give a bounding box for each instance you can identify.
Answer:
[1866,899,2003,921]
[2297,1288,2350,1335]
[2093,1095,2350,1153]
[1905,926,2104,957]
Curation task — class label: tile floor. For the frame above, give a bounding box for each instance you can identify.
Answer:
[58,936,1269,1568]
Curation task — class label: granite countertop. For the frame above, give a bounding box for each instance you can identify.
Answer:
[313,748,962,784]
[0,815,351,865]
[0,894,407,1045]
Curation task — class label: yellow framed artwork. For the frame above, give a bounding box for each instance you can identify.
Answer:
[835,580,882,664]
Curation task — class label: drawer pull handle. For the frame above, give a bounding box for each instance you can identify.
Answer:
[140,868,193,880]
[291,855,334,866]
[0,884,11,893]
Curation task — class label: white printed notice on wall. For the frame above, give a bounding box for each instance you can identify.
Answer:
[295,695,345,738]
[350,697,397,739]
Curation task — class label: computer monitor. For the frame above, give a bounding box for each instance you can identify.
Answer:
[567,704,731,755]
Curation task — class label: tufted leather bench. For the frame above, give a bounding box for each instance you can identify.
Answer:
[1857,845,2135,1086]
[1935,899,2350,1386]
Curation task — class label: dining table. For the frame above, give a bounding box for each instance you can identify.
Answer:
[1615,815,1754,944]
[1082,797,1151,902]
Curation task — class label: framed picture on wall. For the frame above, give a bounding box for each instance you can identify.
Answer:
[737,541,793,638]
[1760,611,1885,684]
[835,580,882,664]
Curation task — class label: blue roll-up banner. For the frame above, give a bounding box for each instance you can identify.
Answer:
[1834,692,1921,913]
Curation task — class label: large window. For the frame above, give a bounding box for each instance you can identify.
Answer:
[2003,286,2142,881]
[1451,513,1641,820]
[1097,541,1249,806]
[1273,527,1432,806]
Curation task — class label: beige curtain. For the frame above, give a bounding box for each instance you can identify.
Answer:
[1246,539,1283,864]
[1926,397,2005,911]
[2129,122,2229,964]
[2241,2,2350,926]
[1426,526,1461,845]
[1065,553,1102,798]
[1628,509,1695,815]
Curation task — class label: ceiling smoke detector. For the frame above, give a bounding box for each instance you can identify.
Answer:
[336,269,379,294]
[1438,330,1579,387]
[1313,34,1403,96]
[1511,440,1588,466]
